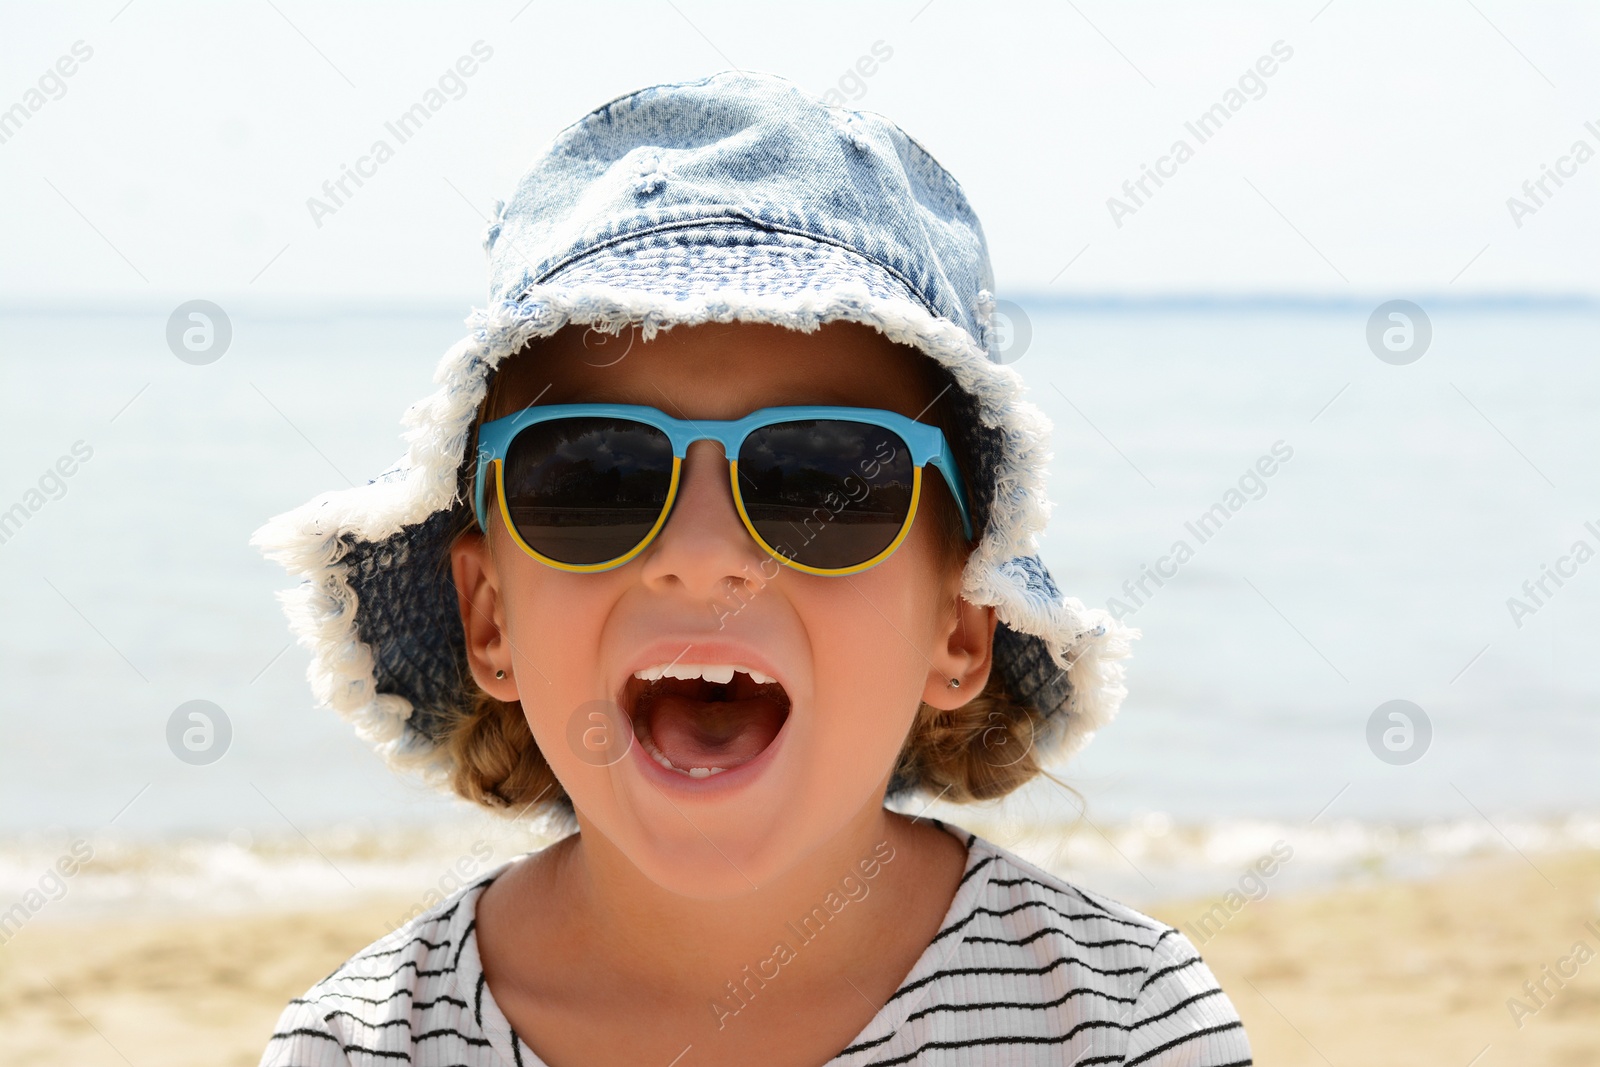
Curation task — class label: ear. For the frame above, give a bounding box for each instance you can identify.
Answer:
[921,597,998,710]
[449,529,521,701]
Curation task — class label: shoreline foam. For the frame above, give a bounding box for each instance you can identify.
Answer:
[4,810,1596,922]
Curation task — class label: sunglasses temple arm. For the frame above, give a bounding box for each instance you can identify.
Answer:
[930,439,975,541]
[472,454,492,533]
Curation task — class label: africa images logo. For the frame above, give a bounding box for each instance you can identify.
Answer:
[305,41,494,228]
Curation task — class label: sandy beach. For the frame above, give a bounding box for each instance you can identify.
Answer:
[1165,849,1600,1067]
[2,848,1596,1066]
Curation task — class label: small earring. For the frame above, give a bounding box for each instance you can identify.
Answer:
[495,669,506,680]
[946,678,960,689]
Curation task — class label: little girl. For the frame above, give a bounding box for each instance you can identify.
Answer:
[253,72,1251,1067]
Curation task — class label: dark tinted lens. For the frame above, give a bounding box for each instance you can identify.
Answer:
[737,420,915,570]
[501,418,674,566]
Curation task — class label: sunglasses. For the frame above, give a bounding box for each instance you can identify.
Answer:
[472,403,974,576]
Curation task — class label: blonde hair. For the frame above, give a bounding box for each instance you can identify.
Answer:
[436,332,1056,818]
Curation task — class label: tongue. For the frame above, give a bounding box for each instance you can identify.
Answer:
[644,690,787,770]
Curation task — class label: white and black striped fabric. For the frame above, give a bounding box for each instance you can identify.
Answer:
[261,822,1251,1066]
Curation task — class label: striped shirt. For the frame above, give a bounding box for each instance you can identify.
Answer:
[261,821,1251,1066]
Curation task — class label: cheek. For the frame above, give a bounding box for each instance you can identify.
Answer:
[791,525,952,785]
[493,549,615,762]
[809,620,921,792]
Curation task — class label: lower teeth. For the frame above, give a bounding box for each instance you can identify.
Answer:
[641,734,726,777]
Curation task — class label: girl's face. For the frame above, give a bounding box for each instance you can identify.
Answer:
[450,322,995,898]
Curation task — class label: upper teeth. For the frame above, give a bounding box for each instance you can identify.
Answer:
[632,662,775,685]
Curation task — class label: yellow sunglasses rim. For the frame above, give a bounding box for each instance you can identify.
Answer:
[490,456,925,577]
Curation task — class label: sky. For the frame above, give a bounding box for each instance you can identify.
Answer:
[1,0,1597,306]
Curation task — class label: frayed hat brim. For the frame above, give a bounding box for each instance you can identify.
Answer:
[251,237,1137,793]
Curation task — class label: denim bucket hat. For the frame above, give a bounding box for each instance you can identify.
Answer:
[251,70,1136,795]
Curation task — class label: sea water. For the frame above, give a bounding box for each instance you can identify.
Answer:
[1,298,1595,909]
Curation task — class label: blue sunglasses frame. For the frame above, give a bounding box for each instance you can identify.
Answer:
[472,403,974,575]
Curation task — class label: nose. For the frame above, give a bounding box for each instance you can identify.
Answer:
[638,439,771,598]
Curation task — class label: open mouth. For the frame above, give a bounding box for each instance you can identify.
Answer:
[624,662,791,778]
